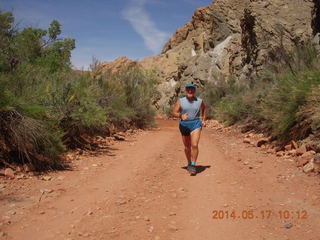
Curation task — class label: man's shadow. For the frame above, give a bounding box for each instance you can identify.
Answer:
[181,165,211,175]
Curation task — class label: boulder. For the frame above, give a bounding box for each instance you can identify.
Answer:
[296,144,307,156]
[291,140,298,150]
[303,159,320,173]
[266,149,275,154]
[4,168,14,178]
[287,149,297,156]
[256,138,269,147]
[285,144,292,151]
[296,158,310,167]
[301,151,316,158]
[276,151,284,157]
[314,153,320,164]
[114,134,126,141]
[274,146,282,152]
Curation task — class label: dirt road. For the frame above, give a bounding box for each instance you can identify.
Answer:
[1,120,320,240]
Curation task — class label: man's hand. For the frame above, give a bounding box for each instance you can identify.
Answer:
[202,120,207,127]
[181,113,188,121]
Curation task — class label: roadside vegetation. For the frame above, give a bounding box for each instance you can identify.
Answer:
[0,10,158,171]
[202,43,320,145]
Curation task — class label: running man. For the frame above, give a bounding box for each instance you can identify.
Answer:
[172,83,207,175]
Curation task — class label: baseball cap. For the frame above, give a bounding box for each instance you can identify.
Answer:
[185,83,196,89]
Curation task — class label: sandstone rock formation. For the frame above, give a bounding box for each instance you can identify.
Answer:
[93,56,137,78]
[98,0,320,111]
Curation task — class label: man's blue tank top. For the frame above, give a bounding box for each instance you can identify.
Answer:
[180,97,202,120]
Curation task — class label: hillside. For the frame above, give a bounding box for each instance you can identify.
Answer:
[98,0,319,111]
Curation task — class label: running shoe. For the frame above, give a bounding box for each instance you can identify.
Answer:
[187,165,196,176]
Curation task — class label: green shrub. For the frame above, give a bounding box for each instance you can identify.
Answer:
[97,70,135,127]
[215,94,247,125]
[262,70,320,141]
[0,10,84,169]
[96,66,159,129]
[299,85,320,136]
[122,67,158,128]
[205,42,320,142]
[0,10,159,170]
[200,78,249,122]
[0,110,66,170]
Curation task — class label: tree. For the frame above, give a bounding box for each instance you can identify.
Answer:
[0,10,15,72]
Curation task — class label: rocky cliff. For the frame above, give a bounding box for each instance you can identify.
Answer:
[98,0,320,111]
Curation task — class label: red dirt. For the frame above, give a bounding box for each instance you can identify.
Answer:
[0,119,319,240]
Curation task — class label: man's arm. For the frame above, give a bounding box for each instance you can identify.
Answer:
[201,101,207,126]
[172,100,188,120]
[172,100,181,118]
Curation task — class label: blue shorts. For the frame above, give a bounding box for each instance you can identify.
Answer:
[179,119,202,136]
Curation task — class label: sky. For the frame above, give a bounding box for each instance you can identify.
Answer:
[1,0,212,70]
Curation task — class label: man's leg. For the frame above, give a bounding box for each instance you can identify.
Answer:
[190,128,201,164]
[181,135,191,165]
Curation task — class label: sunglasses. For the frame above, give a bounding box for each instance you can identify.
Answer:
[186,88,195,92]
